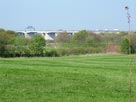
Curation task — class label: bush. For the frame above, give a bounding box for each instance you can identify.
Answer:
[44,48,59,57]
[29,34,46,56]
[56,47,103,56]
[121,38,130,54]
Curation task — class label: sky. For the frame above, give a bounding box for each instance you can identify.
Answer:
[0,0,135,31]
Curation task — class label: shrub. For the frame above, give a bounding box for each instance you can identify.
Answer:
[121,38,130,54]
[44,48,59,57]
[29,34,46,56]
[56,47,103,56]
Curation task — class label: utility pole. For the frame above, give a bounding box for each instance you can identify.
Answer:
[125,6,133,102]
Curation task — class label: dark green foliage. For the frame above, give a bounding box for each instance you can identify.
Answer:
[0,29,17,57]
[44,48,59,57]
[120,35,136,54]
[121,38,129,54]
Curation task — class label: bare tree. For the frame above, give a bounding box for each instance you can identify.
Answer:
[55,32,72,43]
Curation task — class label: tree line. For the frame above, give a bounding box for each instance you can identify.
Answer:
[0,29,45,57]
[0,28,135,57]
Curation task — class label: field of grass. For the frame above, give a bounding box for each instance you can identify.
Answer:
[0,54,136,102]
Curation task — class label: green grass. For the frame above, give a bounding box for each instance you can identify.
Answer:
[0,54,136,102]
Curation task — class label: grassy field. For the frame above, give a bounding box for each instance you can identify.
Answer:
[0,54,136,102]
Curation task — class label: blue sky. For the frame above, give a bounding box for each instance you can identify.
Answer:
[0,0,135,30]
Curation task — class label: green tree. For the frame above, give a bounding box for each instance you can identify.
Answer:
[121,38,129,54]
[29,34,46,56]
[0,28,5,32]
[130,33,136,53]
[0,31,7,56]
[14,36,28,56]
[0,29,17,57]
[73,30,88,43]
[72,30,102,47]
